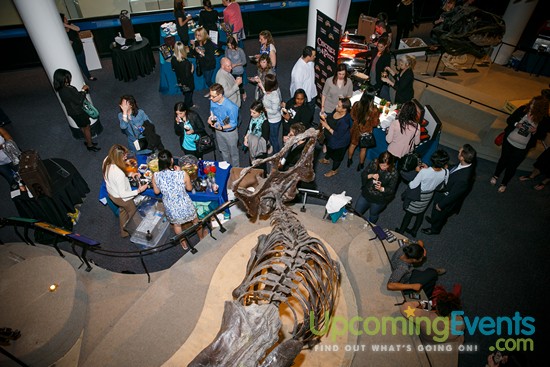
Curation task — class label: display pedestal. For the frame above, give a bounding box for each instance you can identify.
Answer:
[80,31,102,71]
[125,197,170,248]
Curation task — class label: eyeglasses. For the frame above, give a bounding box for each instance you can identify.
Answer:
[209,93,221,100]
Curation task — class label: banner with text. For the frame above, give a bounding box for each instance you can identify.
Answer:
[315,10,341,106]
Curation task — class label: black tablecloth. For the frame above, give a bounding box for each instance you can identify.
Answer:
[13,159,90,229]
[111,37,156,82]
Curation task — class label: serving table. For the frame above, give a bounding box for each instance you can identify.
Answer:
[99,155,231,217]
[111,37,155,82]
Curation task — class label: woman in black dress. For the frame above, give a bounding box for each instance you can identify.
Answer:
[171,41,195,108]
[382,54,416,104]
[174,0,191,46]
[53,69,100,152]
[199,0,220,34]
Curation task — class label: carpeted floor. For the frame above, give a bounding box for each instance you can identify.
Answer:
[1,33,548,366]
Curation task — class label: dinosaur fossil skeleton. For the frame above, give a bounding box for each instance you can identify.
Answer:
[189,128,341,367]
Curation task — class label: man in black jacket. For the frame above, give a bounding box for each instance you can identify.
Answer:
[421,144,476,235]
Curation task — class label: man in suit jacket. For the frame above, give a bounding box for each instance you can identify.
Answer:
[421,144,476,235]
[215,57,242,108]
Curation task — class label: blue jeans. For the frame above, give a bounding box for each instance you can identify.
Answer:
[355,195,387,224]
[269,119,282,153]
[0,162,18,187]
[75,51,91,79]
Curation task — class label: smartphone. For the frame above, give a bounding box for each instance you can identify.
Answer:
[409,292,421,300]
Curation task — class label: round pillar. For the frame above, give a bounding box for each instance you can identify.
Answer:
[13,0,101,139]
[307,0,338,47]
[492,0,539,65]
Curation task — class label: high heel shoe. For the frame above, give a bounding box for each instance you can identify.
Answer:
[347,158,353,167]
[356,162,364,171]
[87,145,101,152]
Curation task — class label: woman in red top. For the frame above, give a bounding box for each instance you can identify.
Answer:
[222,0,244,42]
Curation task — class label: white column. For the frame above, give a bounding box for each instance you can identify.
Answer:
[492,0,539,65]
[307,0,338,47]
[13,0,98,134]
[336,0,352,32]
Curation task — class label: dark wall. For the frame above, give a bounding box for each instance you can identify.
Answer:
[0,0,529,71]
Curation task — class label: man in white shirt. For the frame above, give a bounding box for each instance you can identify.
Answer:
[290,46,317,112]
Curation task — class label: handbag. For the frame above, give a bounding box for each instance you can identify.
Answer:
[197,134,214,152]
[399,152,420,172]
[82,98,99,119]
[359,132,376,148]
[398,123,420,171]
[133,137,148,151]
[494,131,505,146]
[401,184,421,210]
[195,60,203,77]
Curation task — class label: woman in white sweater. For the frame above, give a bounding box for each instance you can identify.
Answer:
[102,144,148,237]
[257,73,283,153]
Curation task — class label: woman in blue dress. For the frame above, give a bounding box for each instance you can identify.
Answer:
[152,149,200,250]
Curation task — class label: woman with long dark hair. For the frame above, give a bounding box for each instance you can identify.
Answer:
[347,87,380,171]
[173,102,205,158]
[53,68,100,152]
[118,95,153,153]
[369,35,391,94]
[386,100,421,159]
[198,0,219,33]
[319,98,353,177]
[252,54,275,100]
[171,41,195,108]
[152,149,200,250]
[256,30,277,69]
[244,101,270,169]
[355,151,399,223]
[257,73,283,152]
[491,96,550,193]
[321,63,354,115]
[174,0,191,46]
[225,36,247,101]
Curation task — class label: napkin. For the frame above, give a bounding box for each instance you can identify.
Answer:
[218,161,230,170]
[325,191,352,214]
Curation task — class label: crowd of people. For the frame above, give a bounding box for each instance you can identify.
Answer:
[0,4,548,365]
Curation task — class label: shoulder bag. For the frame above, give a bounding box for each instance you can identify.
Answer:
[494,131,505,146]
[82,98,99,119]
[197,134,214,153]
[359,131,376,148]
[398,123,420,172]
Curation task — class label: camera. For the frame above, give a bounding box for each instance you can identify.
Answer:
[517,121,531,137]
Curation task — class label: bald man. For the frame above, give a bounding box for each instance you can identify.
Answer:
[215,57,242,107]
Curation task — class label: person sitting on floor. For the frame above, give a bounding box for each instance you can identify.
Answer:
[387,240,446,298]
